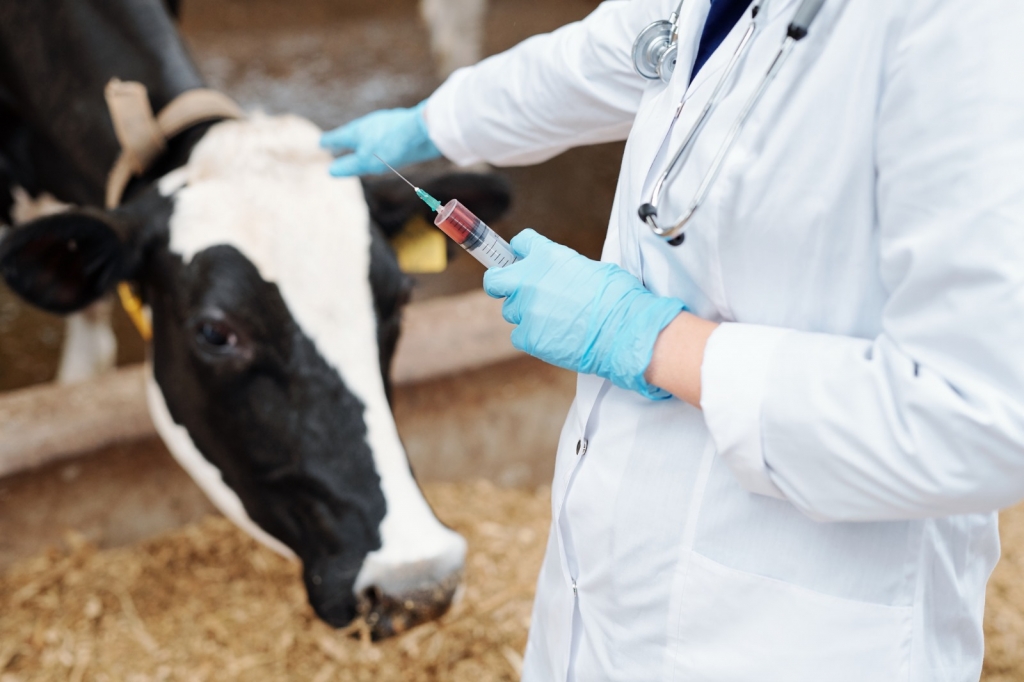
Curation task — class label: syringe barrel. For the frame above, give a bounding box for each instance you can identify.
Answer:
[434,199,518,269]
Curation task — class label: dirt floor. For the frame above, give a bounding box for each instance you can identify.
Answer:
[0,482,549,682]
[986,504,1024,681]
[0,482,1023,681]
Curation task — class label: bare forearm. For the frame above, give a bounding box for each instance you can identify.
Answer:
[645,312,719,407]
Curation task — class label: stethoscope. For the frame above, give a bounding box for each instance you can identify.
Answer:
[631,0,828,245]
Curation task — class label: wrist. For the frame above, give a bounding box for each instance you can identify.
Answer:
[413,100,442,161]
[644,312,720,407]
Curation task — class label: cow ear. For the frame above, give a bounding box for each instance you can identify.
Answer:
[362,172,512,239]
[0,209,129,314]
[418,172,512,224]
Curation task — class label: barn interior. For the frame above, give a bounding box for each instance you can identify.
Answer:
[1,0,1023,680]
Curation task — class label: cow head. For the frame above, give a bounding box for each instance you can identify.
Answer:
[0,113,510,637]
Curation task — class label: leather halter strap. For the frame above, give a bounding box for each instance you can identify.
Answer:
[103,78,244,209]
[103,79,244,341]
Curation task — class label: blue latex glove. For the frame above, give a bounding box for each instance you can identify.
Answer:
[484,229,686,400]
[320,101,442,177]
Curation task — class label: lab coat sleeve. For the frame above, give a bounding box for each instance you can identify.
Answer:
[700,0,1024,522]
[424,0,673,167]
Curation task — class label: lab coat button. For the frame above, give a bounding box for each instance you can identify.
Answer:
[576,439,587,456]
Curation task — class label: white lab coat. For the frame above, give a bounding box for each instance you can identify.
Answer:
[425,0,1024,679]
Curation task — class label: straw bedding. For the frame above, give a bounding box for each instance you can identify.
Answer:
[2,481,1023,681]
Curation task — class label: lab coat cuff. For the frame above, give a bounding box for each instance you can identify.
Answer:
[424,69,485,167]
[701,323,792,500]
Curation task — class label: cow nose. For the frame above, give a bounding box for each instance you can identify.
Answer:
[357,567,462,639]
[355,531,466,639]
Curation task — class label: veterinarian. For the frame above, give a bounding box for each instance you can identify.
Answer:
[322,0,1024,678]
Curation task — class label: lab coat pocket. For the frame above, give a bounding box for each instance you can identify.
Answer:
[667,552,912,682]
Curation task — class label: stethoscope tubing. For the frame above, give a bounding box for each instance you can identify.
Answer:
[644,12,762,232]
[638,0,829,243]
[667,0,686,42]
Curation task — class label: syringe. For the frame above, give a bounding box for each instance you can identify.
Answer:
[373,155,518,270]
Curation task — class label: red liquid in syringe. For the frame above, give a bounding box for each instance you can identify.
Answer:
[434,199,518,269]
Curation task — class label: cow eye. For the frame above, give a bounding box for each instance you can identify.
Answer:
[198,320,235,348]
[191,312,250,361]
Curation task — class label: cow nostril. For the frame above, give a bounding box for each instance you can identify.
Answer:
[357,585,391,633]
[362,585,383,603]
[358,585,383,616]
[355,570,462,640]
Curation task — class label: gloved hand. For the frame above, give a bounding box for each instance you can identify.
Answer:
[320,100,442,177]
[484,229,686,400]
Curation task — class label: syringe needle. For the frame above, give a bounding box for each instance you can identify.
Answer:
[371,153,442,212]
[372,153,418,191]
[366,156,517,269]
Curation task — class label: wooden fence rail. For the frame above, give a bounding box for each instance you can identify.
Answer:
[0,290,518,478]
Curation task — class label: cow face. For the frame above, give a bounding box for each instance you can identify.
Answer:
[0,114,510,637]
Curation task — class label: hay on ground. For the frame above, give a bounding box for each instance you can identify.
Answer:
[0,481,548,682]
[2,481,1024,681]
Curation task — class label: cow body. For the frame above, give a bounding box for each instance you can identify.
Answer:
[420,0,488,77]
[0,0,509,636]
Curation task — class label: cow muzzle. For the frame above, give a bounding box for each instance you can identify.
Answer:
[357,568,463,639]
[305,531,467,639]
[353,531,467,639]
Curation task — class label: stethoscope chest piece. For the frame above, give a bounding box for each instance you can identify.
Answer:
[632,20,678,83]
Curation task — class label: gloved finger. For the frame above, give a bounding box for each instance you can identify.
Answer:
[320,123,362,151]
[482,261,524,299]
[500,293,523,325]
[329,153,384,178]
[509,323,530,354]
[509,228,549,259]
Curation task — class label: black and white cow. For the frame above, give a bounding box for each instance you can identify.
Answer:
[0,0,509,637]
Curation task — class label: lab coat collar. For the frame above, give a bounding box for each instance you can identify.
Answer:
[683,0,801,95]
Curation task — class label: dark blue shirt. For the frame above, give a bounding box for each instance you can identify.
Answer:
[691,0,754,80]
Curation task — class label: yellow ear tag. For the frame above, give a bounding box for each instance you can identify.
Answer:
[392,214,448,274]
[117,281,152,341]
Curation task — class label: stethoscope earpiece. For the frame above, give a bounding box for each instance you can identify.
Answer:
[639,203,685,247]
[638,203,659,223]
